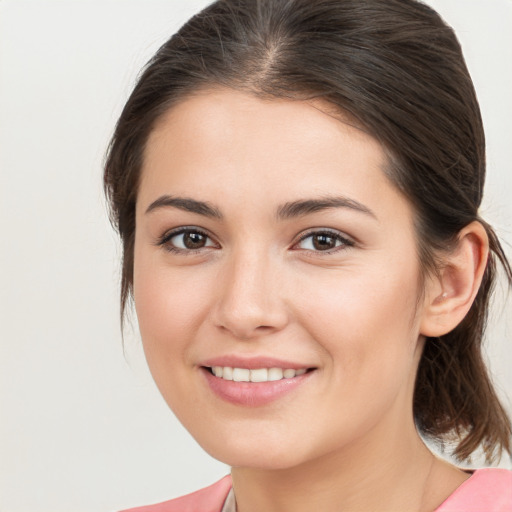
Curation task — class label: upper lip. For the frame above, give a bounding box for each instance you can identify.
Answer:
[199,356,315,370]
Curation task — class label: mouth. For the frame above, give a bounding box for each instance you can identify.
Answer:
[200,364,316,406]
[205,366,311,382]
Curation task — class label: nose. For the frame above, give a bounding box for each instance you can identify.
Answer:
[212,249,289,340]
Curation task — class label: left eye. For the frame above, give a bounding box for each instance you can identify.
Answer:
[296,231,352,251]
[161,229,216,251]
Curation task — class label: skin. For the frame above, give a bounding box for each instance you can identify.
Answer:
[133,88,487,511]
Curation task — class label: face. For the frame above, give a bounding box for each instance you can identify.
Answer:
[134,88,429,470]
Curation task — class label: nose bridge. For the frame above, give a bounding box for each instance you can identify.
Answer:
[214,244,288,339]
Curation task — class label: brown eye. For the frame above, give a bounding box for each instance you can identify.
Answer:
[161,228,216,252]
[296,230,354,252]
[182,231,207,249]
[312,234,337,250]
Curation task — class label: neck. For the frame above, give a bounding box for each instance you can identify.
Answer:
[231,415,445,512]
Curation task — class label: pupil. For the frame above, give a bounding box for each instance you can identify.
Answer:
[313,234,334,250]
[184,232,206,249]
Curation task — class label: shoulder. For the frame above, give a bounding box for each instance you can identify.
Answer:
[119,475,233,512]
[435,468,512,512]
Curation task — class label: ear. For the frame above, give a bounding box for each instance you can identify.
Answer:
[420,221,489,337]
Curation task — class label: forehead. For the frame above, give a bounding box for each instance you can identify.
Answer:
[138,88,406,221]
[146,87,372,162]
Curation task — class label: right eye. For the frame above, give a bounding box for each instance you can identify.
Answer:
[158,228,217,253]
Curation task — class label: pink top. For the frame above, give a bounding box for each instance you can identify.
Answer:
[120,468,512,512]
[435,468,511,511]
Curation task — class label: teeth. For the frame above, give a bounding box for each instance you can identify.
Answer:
[210,366,308,382]
[283,369,296,379]
[268,367,283,381]
[250,368,268,382]
[222,366,233,381]
[233,368,250,382]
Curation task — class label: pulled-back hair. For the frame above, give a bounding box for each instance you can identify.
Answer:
[104,0,511,462]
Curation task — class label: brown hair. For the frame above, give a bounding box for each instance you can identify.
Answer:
[104,0,511,462]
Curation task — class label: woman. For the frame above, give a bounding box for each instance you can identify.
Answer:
[104,0,512,510]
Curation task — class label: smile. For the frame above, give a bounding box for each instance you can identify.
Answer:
[202,364,315,406]
[209,366,308,382]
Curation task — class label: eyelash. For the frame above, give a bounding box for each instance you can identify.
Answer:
[157,227,216,255]
[295,229,355,254]
[156,227,355,255]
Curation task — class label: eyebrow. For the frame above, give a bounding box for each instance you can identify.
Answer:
[145,195,223,218]
[276,196,377,220]
[145,194,376,220]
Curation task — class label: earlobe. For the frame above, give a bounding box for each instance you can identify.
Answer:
[420,221,489,338]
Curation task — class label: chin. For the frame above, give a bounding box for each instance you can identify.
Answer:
[192,428,317,470]
[209,447,307,471]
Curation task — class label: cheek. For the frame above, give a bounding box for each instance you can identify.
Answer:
[132,252,218,424]
[297,256,422,389]
[133,247,211,371]
[135,271,195,344]
[289,263,423,451]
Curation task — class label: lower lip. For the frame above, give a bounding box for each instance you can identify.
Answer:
[201,367,313,406]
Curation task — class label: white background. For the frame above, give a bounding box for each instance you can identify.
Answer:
[0,1,510,511]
